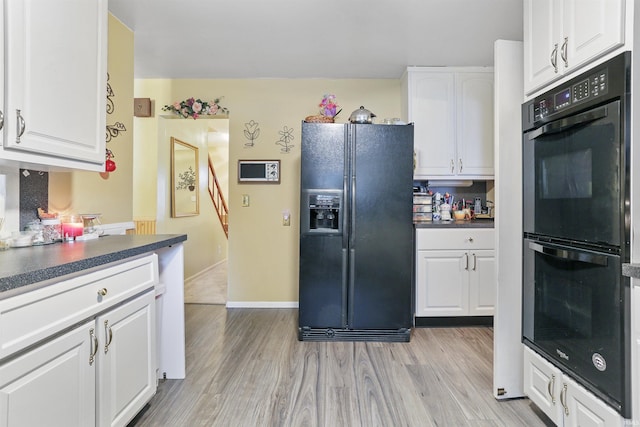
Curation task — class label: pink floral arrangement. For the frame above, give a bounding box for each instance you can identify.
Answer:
[162,97,229,119]
[319,94,341,118]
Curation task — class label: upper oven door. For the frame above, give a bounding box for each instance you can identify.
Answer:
[523,100,622,247]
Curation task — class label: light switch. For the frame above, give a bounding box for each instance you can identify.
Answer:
[282,209,291,226]
[242,194,250,207]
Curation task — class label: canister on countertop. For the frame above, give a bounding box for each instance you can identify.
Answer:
[42,218,62,243]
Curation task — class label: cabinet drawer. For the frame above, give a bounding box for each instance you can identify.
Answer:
[0,254,158,360]
[416,228,494,250]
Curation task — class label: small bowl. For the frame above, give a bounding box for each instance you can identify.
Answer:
[453,210,466,220]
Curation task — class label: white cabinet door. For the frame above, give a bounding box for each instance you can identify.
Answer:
[416,250,468,317]
[0,0,4,147]
[2,0,107,170]
[563,375,622,427]
[409,72,456,177]
[524,346,623,427]
[563,0,624,72]
[524,0,625,95]
[524,0,561,93]
[523,346,563,424]
[468,249,496,316]
[0,321,96,427]
[97,290,156,427]
[456,73,494,176]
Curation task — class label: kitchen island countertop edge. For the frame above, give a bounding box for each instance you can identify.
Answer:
[0,234,187,294]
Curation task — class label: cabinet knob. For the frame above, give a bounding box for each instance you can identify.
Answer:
[467,237,474,243]
[97,288,108,297]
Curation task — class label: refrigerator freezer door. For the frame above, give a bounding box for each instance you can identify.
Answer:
[299,123,348,329]
[349,124,414,329]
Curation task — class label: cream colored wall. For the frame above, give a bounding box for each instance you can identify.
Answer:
[49,14,134,223]
[154,117,229,279]
[134,79,402,303]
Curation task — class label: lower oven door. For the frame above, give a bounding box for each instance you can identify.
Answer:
[522,238,628,414]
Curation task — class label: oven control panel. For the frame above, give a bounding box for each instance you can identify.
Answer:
[533,68,609,121]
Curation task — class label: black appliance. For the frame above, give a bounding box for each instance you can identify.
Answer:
[522,51,631,417]
[298,122,414,342]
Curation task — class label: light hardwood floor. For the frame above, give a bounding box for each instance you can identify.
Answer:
[184,260,227,305]
[131,305,552,426]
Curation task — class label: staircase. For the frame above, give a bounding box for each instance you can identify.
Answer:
[208,156,229,238]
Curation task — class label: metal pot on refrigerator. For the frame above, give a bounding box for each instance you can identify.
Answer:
[349,106,376,124]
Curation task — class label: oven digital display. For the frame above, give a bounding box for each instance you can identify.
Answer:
[554,88,571,110]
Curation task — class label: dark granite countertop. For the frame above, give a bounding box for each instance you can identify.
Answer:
[0,234,187,294]
[415,219,494,229]
[622,263,640,280]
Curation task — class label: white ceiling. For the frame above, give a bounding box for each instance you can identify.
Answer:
[108,0,523,79]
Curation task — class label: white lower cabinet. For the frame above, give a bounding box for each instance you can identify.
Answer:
[0,321,96,427]
[523,346,622,426]
[0,255,159,427]
[97,290,156,427]
[415,228,495,317]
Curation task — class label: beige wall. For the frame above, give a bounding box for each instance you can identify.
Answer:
[134,79,402,304]
[49,14,134,223]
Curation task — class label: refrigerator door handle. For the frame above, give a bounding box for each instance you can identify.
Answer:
[348,248,356,327]
[341,248,349,325]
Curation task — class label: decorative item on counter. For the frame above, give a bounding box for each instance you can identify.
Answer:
[25,221,45,245]
[61,215,84,241]
[80,214,102,235]
[41,218,62,243]
[37,207,58,220]
[162,97,229,119]
[305,94,341,123]
[348,106,376,124]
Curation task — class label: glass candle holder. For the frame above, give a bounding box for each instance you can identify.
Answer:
[61,215,84,241]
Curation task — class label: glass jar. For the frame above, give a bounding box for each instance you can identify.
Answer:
[25,221,44,245]
[42,218,62,243]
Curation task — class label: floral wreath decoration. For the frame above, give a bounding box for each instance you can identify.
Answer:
[162,97,229,119]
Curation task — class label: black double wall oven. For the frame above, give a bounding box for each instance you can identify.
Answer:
[522,52,631,417]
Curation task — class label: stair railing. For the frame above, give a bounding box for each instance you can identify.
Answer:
[208,156,229,238]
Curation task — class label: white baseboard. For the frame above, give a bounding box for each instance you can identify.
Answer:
[185,259,227,283]
[226,301,299,309]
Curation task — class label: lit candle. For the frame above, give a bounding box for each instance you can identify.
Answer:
[62,216,84,240]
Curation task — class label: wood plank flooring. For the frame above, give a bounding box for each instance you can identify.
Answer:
[131,305,553,426]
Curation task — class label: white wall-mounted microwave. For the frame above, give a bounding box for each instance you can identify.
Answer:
[238,160,280,183]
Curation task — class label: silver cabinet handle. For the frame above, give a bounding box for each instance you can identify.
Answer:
[550,43,558,73]
[450,159,454,174]
[89,328,98,366]
[561,37,568,68]
[16,109,25,143]
[0,109,4,131]
[472,253,477,271]
[464,253,469,270]
[104,320,113,354]
[548,374,556,404]
[560,383,569,416]
[458,158,463,173]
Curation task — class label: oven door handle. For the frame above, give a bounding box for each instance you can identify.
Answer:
[527,106,608,140]
[529,242,609,266]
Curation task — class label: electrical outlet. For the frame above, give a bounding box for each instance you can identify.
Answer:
[242,194,250,207]
[282,210,291,226]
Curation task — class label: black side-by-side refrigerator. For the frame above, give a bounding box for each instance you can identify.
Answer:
[298,122,414,342]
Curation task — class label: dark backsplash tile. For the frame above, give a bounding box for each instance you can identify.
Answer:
[19,169,48,230]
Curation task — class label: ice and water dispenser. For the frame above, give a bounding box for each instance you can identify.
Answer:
[302,191,342,234]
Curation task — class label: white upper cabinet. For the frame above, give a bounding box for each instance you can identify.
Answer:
[1,0,107,171]
[524,0,625,95]
[402,68,494,180]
